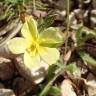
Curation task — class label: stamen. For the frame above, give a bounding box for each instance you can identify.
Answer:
[26,41,39,56]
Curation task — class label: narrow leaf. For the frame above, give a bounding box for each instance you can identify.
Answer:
[76,26,83,45]
[79,51,96,65]
[49,86,61,96]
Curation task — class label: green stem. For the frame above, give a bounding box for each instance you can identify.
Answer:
[64,0,70,55]
[39,70,63,96]
[33,0,36,11]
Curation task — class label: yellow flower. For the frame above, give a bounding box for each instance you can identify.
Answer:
[7,16,63,71]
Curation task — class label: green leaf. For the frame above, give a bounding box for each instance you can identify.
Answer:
[76,27,96,45]
[5,0,23,5]
[76,26,83,45]
[38,15,56,33]
[65,63,78,74]
[78,51,96,65]
[49,86,61,96]
[55,61,65,70]
[47,65,57,81]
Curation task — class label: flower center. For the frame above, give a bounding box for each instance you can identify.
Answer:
[26,41,39,56]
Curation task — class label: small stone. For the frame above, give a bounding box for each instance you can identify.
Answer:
[85,73,96,96]
[91,17,96,24]
[0,83,4,88]
[12,77,33,95]
[32,10,47,18]
[91,10,96,15]
[83,0,91,4]
[92,0,96,9]
[0,89,16,96]
[90,10,96,28]
[0,57,14,80]
[61,79,77,96]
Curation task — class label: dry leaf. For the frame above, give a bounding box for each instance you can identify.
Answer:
[64,50,72,64]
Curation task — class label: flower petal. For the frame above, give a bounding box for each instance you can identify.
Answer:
[21,16,38,41]
[39,27,63,47]
[24,52,49,84]
[24,51,41,71]
[7,37,27,54]
[38,47,60,65]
